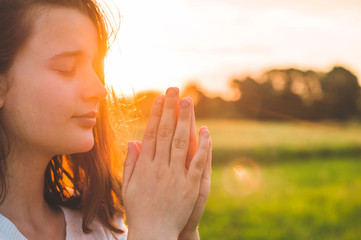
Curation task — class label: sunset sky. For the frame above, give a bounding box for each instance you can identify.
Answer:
[104,0,361,98]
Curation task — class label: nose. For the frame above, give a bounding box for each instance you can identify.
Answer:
[81,70,108,102]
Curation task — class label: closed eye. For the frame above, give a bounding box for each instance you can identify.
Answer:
[55,67,76,77]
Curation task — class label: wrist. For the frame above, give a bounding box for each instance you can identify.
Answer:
[178,228,200,240]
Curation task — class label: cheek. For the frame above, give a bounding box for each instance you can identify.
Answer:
[5,74,76,137]
[27,81,74,125]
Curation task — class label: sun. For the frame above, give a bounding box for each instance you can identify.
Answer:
[103,0,189,96]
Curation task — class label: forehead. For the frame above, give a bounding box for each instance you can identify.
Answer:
[24,6,98,60]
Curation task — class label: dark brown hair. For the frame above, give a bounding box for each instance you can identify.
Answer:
[0,0,124,235]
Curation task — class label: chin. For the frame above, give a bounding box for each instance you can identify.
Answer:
[75,140,95,153]
[77,137,95,153]
[62,133,95,154]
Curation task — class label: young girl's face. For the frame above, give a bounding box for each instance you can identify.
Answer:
[1,7,107,156]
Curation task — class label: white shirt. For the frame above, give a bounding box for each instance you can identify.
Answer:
[0,207,128,240]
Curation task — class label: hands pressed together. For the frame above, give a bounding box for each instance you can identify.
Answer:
[121,87,212,240]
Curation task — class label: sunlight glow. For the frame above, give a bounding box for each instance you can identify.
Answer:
[104,0,190,96]
[104,0,361,97]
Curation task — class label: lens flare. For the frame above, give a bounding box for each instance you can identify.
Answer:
[233,165,247,178]
[222,158,262,197]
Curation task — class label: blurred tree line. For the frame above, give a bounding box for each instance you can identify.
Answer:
[134,66,361,121]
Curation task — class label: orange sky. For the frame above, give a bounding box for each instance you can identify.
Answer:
[104,0,361,99]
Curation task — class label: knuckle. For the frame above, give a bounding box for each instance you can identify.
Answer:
[172,137,187,150]
[158,126,173,138]
[201,173,211,183]
[195,156,206,170]
[143,128,157,142]
[124,157,132,167]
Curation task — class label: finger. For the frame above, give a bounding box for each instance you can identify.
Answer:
[198,136,212,200]
[202,137,212,182]
[170,98,192,170]
[185,97,197,170]
[187,127,210,186]
[154,87,179,164]
[122,141,141,195]
[181,139,212,233]
[139,95,164,161]
[135,141,142,151]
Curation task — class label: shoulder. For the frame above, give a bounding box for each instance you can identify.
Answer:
[60,206,127,240]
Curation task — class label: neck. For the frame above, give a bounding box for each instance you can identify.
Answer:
[0,145,56,225]
[0,138,66,240]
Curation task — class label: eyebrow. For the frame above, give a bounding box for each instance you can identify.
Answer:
[49,50,84,60]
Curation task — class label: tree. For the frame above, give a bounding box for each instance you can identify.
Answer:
[319,66,360,120]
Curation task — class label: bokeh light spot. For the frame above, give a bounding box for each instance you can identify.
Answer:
[222,158,262,197]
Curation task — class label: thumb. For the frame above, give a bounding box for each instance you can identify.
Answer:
[122,141,140,195]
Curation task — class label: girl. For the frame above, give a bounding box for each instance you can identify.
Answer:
[0,0,212,240]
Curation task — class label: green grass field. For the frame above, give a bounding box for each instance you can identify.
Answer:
[193,120,361,240]
[199,157,361,240]
[196,119,361,165]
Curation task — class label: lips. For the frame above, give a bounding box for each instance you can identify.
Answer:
[73,111,98,127]
[74,111,98,118]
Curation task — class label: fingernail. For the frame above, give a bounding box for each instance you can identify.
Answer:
[128,142,133,151]
[180,98,190,108]
[200,126,208,132]
[185,97,193,105]
[166,87,178,97]
[202,130,209,138]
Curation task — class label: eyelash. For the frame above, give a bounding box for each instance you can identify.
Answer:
[55,61,96,77]
[57,67,76,77]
